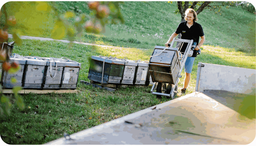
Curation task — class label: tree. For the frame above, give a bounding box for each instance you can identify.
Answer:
[176,1,211,22]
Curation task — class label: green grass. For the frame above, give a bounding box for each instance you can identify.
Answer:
[3,1,255,53]
[1,38,255,144]
[0,1,255,144]
[60,1,254,54]
[1,85,167,144]
[0,39,172,144]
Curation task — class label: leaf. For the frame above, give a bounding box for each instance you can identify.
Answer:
[1,95,9,103]
[12,33,22,46]
[0,107,3,115]
[51,20,66,39]
[108,3,117,13]
[36,2,51,12]
[16,96,25,110]
[8,66,20,74]
[12,86,22,96]
[64,11,75,18]
[10,77,17,84]
[3,101,12,116]
[67,26,76,38]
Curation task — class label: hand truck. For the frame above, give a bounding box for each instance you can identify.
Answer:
[149,38,196,99]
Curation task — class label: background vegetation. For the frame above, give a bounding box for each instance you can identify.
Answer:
[0,1,255,144]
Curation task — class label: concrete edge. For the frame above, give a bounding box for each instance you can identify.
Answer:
[46,92,196,144]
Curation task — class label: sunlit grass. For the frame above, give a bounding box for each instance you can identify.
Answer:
[1,1,255,144]
[201,45,256,69]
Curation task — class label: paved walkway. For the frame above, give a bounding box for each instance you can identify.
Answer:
[8,34,139,50]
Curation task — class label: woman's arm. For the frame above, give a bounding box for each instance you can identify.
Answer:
[165,32,178,47]
[195,35,205,50]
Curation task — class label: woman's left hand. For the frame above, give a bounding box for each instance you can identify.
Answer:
[195,46,200,50]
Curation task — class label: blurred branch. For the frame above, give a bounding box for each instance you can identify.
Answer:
[196,1,211,15]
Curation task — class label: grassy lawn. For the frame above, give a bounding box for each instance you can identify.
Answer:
[1,38,255,144]
[3,1,255,53]
[0,1,255,144]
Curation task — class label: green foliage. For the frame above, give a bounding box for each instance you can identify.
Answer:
[12,32,22,46]
[238,89,256,119]
[0,95,12,116]
[240,2,256,13]
[51,19,66,39]
[2,2,55,37]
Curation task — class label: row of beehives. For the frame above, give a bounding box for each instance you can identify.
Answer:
[88,56,152,86]
[0,53,81,89]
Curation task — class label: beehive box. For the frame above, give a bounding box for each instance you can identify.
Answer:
[88,56,125,84]
[134,61,149,85]
[1,57,26,89]
[121,60,137,85]
[23,57,47,89]
[44,59,66,89]
[149,46,180,83]
[60,59,81,89]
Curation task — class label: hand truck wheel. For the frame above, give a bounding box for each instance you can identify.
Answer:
[156,82,167,98]
[165,83,172,94]
[156,82,163,98]
[165,84,178,98]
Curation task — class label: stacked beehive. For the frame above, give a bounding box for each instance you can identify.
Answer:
[88,56,151,86]
[1,54,81,90]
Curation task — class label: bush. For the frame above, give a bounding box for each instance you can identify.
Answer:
[241,2,255,13]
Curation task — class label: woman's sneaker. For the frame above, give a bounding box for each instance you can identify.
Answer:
[181,88,186,94]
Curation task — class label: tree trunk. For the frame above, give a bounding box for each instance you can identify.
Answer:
[184,2,189,11]
[177,2,185,20]
[196,2,211,15]
[190,2,198,9]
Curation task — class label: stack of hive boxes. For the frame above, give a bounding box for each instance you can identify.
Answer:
[1,54,81,90]
[88,56,151,86]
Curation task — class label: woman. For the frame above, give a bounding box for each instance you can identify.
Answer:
[165,8,205,94]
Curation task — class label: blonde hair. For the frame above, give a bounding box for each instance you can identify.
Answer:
[185,8,198,22]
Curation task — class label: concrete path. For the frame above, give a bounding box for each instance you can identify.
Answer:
[8,34,139,50]
[47,91,255,145]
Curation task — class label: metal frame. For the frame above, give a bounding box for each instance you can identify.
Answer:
[195,62,204,92]
[150,38,193,99]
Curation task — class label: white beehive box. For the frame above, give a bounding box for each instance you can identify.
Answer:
[60,59,81,89]
[23,57,47,89]
[134,61,149,85]
[2,57,26,89]
[121,60,137,85]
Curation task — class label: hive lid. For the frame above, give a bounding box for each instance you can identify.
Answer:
[137,61,148,67]
[64,61,81,67]
[150,46,177,64]
[124,60,137,66]
[91,56,125,65]
[10,58,26,65]
[45,61,66,67]
[26,59,47,66]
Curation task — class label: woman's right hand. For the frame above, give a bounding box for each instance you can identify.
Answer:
[165,43,169,47]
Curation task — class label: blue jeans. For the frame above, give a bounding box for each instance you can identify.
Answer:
[185,57,195,73]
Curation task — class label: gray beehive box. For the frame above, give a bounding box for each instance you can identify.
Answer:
[2,57,26,89]
[43,58,66,89]
[60,59,81,89]
[88,56,125,84]
[23,58,47,89]
[121,60,137,85]
[149,46,180,84]
[134,61,149,85]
